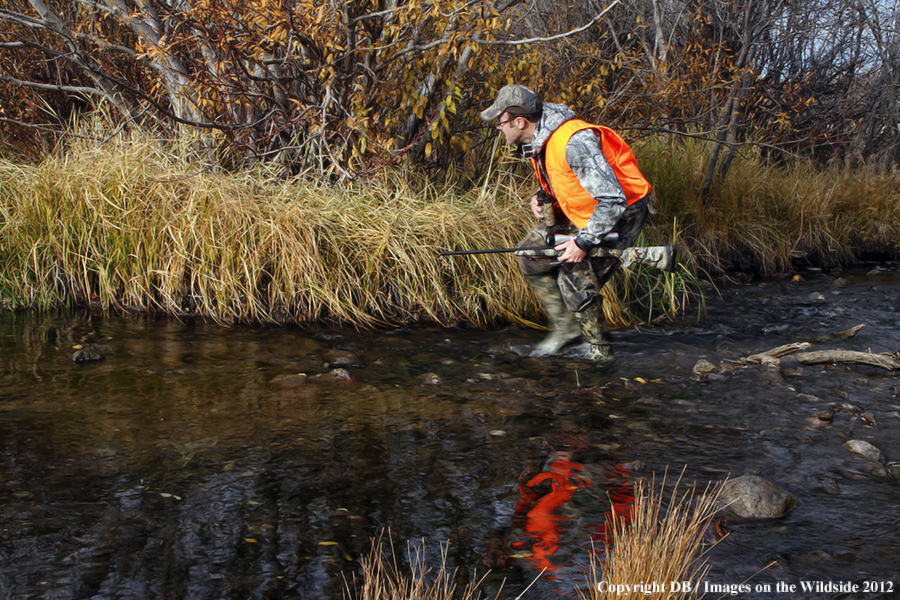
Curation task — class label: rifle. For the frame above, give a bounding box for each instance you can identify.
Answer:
[440,243,678,272]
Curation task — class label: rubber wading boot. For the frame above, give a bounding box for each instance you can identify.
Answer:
[528,276,582,355]
[574,302,614,364]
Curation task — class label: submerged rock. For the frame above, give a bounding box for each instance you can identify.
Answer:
[719,474,799,519]
[269,373,308,387]
[323,349,360,366]
[72,349,105,363]
[418,372,443,385]
[308,368,354,383]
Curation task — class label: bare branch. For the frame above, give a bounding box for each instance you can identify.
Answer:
[0,73,102,96]
[476,2,620,46]
[0,117,99,140]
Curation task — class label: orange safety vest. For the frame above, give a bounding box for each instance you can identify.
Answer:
[531,119,651,228]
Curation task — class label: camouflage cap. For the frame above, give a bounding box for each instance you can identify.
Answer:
[479,85,541,121]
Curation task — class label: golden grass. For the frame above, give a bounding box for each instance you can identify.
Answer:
[0,131,689,328]
[579,474,724,600]
[4,123,895,328]
[346,475,722,600]
[641,134,900,276]
[0,136,522,326]
[344,532,500,600]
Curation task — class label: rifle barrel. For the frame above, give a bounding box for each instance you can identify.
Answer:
[439,246,552,256]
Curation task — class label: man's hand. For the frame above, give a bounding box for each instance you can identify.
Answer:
[554,239,587,263]
[530,194,543,219]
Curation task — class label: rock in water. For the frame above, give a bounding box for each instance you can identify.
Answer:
[692,359,716,374]
[844,440,885,463]
[72,350,105,363]
[719,474,799,519]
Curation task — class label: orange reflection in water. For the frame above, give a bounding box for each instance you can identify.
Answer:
[510,454,635,577]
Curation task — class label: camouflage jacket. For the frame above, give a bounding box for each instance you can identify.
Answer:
[530,103,627,249]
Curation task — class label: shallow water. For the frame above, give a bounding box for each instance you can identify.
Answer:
[1,266,900,599]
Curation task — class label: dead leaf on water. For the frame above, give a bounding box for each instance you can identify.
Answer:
[244,538,257,543]
[319,541,339,546]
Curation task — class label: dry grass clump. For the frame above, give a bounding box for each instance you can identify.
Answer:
[344,533,502,600]
[0,133,531,326]
[4,119,898,327]
[0,131,690,328]
[579,475,723,600]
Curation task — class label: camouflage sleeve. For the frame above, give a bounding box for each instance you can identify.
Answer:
[565,129,626,249]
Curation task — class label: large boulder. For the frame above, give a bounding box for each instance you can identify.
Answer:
[719,474,799,519]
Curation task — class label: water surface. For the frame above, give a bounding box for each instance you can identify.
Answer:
[2,266,899,599]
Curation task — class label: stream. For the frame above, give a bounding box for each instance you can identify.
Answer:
[1,265,899,600]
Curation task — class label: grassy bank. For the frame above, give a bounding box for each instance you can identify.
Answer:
[642,135,900,275]
[1,131,898,328]
[0,134,694,328]
[0,138,527,327]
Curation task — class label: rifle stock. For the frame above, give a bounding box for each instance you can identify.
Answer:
[516,245,677,271]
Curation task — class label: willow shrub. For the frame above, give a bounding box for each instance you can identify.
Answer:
[0,131,697,328]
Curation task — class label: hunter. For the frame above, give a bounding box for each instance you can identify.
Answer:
[480,84,653,364]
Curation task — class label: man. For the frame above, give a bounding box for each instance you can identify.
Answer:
[480,84,652,364]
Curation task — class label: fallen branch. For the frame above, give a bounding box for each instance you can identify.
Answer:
[793,350,900,370]
[745,342,811,364]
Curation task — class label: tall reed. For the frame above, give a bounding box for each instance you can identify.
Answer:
[346,476,722,600]
[5,123,895,328]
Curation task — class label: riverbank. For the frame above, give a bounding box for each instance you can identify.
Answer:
[1,133,898,328]
[640,134,900,275]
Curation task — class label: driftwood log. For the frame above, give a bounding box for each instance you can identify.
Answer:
[741,324,900,370]
[745,342,811,364]
[793,350,900,370]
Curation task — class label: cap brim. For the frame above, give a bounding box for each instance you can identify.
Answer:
[479,105,503,121]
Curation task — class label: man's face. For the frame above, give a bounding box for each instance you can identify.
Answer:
[496,112,529,146]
